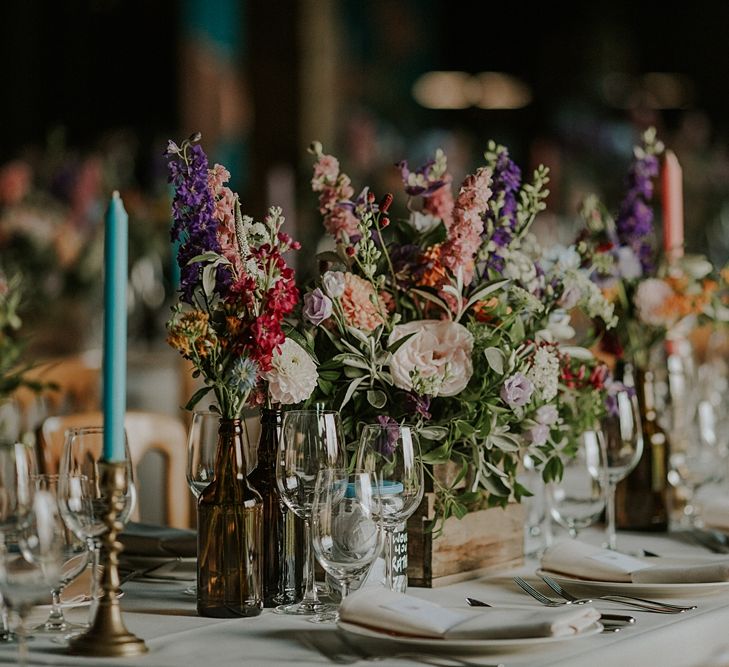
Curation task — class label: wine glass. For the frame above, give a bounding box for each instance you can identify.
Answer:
[548,430,607,538]
[0,441,36,643]
[355,422,424,591]
[275,410,345,615]
[184,410,220,595]
[0,490,64,667]
[310,468,384,623]
[601,389,643,549]
[57,426,136,622]
[32,474,90,634]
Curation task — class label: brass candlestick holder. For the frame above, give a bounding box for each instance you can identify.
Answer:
[68,461,148,657]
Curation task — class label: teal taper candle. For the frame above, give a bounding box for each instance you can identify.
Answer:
[102,191,128,461]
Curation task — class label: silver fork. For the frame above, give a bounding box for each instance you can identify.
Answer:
[513,576,685,614]
[539,574,697,612]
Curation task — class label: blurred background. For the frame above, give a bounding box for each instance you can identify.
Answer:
[2,0,729,355]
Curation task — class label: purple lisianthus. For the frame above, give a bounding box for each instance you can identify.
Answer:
[374,415,400,456]
[526,423,549,446]
[303,288,333,326]
[500,373,534,408]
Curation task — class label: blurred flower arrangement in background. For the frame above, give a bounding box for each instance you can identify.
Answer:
[0,131,176,353]
[298,141,620,523]
[575,128,729,369]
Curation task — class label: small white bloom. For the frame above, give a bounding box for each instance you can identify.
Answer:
[263,339,318,405]
[410,211,440,233]
[322,271,345,299]
[527,345,560,402]
[615,246,643,280]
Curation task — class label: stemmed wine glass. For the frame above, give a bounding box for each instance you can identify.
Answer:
[32,474,90,635]
[601,389,643,549]
[0,490,64,667]
[57,426,136,622]
[184,410,220,595]
[275,410,345,615]
[0,441,36,642]
[310,468,384,623]
[548,429,607,538]
[356,423,424,591]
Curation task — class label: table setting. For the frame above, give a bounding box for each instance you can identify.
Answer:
[2,126,729,667]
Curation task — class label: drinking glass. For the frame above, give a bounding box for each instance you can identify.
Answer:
[0,490,64,667]
[32,474,90,634]
[275,410,345,615]
[184,410,220,595]
[601,390,643,549]
[186,411,220,499]
[57,427,136,622]
[310,468,383,623]
[356,423,424,591]
[548,430,607,538]
[0,441,36,642]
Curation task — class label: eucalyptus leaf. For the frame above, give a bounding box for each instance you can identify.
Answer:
[484,347,505,374]
[187,251,223,265]
[184,386,212,411]
[340,376,366,410]
[366,389,387,409]
[202,264,217,299]
[418,425,449,441]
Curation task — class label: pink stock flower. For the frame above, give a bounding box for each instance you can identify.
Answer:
[207,165,241,273]
[311,154,341,190]
[439,167,492,284]
[340,273,385,332]
[423,177,454,224]
[323,205,359,241]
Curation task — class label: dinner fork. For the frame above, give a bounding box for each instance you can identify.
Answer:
[513,577,685,614]
[539,575,697,612]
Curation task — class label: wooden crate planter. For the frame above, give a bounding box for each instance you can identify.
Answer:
[406,464,525,587]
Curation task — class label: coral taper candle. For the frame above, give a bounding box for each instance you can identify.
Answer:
[661,150,684,261]
[102,191,128,462]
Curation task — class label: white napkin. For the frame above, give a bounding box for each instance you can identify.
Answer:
[338,588,600,639]
[542,540,729,584]
[702,497,729,532]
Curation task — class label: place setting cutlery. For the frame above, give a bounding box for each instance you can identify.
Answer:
[464,596,632,633]
[512,576,695,615]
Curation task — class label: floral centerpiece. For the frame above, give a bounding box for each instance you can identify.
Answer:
[299,141,619,524]
[165,134,316,416]
[574,128,729,369]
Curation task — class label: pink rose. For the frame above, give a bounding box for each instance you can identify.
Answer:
[388,320,473,397]
[634,279,675,327]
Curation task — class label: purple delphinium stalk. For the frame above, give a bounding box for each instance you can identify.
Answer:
[615,143,660,274]
[481,145,522,276]
[167,140,221,304]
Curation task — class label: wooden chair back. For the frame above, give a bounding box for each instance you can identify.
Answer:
[40,410,190,528]
[14,353,101,420]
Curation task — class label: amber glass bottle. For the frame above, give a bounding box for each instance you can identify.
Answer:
[197,419,263,617]
[247,408,303,606]
[615,367,670,531]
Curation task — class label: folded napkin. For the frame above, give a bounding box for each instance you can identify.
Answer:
[702,497,729,532]
[120,522,196,558]
[542,540,729,584]
[339,588,600,640]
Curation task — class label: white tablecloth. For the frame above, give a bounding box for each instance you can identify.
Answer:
[2,530,729,667]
